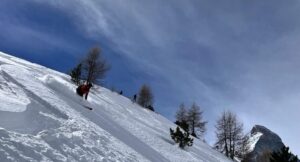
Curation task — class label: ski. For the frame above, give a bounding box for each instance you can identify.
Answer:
[82,105,93,110]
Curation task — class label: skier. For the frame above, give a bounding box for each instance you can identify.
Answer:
[119,90,123,95]
[132,94,137,103]
[76,83,93,100]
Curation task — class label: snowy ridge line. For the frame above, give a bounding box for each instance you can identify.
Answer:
[1,70,68,120]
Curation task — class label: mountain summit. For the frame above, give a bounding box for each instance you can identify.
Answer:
[251,125,284,152]
[246,125,285,162]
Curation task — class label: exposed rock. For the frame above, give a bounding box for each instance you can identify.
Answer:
[246,125,284,162]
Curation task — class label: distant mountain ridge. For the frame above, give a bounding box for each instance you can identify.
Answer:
[250,125,284,153]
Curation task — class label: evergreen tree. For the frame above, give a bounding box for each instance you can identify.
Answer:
[170,127,193,149]
[187,103,207,138]
[175,119,189,133]
[70,63,82,85]
[175,120,189,132]
[146,105,155,111]
[137,84,154,109]
[270,146,298,162]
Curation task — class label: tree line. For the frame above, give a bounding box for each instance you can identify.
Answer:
[171,103,298,162]
[70,46,155,111]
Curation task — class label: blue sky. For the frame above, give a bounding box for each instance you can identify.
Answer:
[1,0,300,155]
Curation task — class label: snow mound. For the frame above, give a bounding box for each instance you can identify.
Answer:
[0,52,231,162]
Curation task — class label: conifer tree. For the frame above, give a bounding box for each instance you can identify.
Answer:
[170,127,193,149]
[146,105,155,111]
[270,146,298,162]
[70,63,82,85]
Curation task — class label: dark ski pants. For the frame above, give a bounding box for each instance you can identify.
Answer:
[76,88,83,97]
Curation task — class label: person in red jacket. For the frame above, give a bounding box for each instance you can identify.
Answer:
[76,83,93,100]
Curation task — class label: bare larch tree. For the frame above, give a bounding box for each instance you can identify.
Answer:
[81,47,109,84]
[187,103,207,138]
[214,110,244,159]
[137,84,154,109]
[176,103,187,122]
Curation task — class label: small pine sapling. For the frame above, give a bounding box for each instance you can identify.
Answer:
[170,126,193,149]
[270,146,298,162]
[70,63,82,85]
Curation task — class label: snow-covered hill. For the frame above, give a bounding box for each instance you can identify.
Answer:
[0,52,231,162]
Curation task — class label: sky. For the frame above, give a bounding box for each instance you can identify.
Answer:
[0,0,300,155]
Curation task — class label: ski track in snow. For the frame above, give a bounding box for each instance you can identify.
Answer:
[48,81,169,162]
[0,52,231,162]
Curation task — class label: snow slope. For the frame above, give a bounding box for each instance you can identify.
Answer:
[248,132,263,152]
[0,52,231,162]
